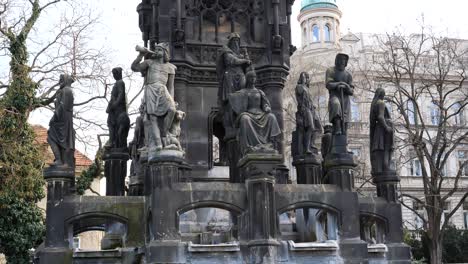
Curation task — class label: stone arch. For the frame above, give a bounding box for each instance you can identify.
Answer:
[359,211,389,244]
[65,212,128,237]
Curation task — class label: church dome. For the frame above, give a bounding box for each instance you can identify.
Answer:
[301,0,338,11]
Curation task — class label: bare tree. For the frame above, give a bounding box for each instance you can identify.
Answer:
[359,26,468,263]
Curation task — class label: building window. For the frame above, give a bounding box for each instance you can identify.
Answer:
[457,150,468,176]
[407,100,417,125]
[350,98,360,122]
[441,201,451,225]
[312,24,319,42]
[429,101,440,125]
[324,24,331,42]
[73,237,81,249]
[463,202,468,229]
[453,102,465,125]
[410,159,422,176]
[413,201,425,230]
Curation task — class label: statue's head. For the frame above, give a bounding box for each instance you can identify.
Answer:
[112,67,123,81]
[375,87,385,99]
[227,32,241,52]
[150,43,170,62]
[298,72,310,85]
[324,123,333,134]
[245,69,257,88]
[59,73,75,88]
[335,53,349,71]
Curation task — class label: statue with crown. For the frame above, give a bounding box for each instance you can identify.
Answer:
[131,43,185,161]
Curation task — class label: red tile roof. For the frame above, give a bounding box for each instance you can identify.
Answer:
[32,125,93,168]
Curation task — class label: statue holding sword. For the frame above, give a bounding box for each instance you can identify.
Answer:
[325,53,354,136]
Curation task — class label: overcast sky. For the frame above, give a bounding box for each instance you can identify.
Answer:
[28,0,468,157]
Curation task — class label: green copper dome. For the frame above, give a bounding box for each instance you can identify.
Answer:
[301,0,338,11]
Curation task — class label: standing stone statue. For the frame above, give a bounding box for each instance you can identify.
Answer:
[129,104,146,177]
[106,67,130,149]
[369,88,394,173]
[216,32,252,139]
[131,43,179,160]
[47,73,76,168]
[229,69,281,155]
[325,53,354,135]
[295,72,322,154]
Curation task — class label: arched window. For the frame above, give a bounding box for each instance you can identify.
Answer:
[324,24,331,42]
[312,24,319,42]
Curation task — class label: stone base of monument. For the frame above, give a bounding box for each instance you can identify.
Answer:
[39,247,73,264]
[323,135,357,191]
[248,240,281,264]
[146,240,187,264]
[293,153,322,184]
[385,243,412,263]
[148,150,186,188]
[128,173,144,196]
[103,148,129,196]
[373,170,400,203]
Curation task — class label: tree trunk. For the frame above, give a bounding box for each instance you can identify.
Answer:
[430,236,442,264]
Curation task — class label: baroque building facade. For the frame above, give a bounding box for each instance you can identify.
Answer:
[285,0,468,232]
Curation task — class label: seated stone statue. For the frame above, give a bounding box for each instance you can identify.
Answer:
[164,106,185,151]
[47,73,76,168]
[229,70,281,155]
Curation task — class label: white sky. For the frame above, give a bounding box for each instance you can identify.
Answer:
[27,0,468,157]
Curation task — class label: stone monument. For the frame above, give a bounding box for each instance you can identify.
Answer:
[370,87,399,202]
[292,72,323,184]
[37,1,411,263]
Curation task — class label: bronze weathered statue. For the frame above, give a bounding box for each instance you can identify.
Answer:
[106,67,130,149]
[229,70,281,155]
[217,32,251,139]
[131,43,178,159]
[295,72,322,154]
[47,73,76,168]
[325,53,354,135]
[369,88,394,173]
[129,105,146,177]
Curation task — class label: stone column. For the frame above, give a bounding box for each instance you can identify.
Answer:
[239,153,282,264]
[40,168,74,264]
[101,148,129,249]
[373,171,399,203]
[324,135,356,191]
[293,154,322,184]
[146,152,187,264]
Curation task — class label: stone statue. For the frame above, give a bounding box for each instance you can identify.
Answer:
[131,43,178,159]
[321,124,332,160]
[369,88,394,173]
[295,72,322,154]
[229,70,281,155]
[164,106,185,150]
[216,32,251,139]
[129,104,146,177]
[325,53,354,135]
[106,67,130,149]
[47,73,76,168]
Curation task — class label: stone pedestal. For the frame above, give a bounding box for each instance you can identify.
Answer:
[103,148,129,196]
[324,135,357,191]
[102,149,129,249]
[239,153,282,263]
[293,154,322,184]
[373,170,399,203]
[41,167,75,264]
[146,151,187,264]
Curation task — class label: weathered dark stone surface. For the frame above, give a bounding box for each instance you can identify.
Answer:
[106,67,130,149]
[47,73,75,168]
[37,1,411,263]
